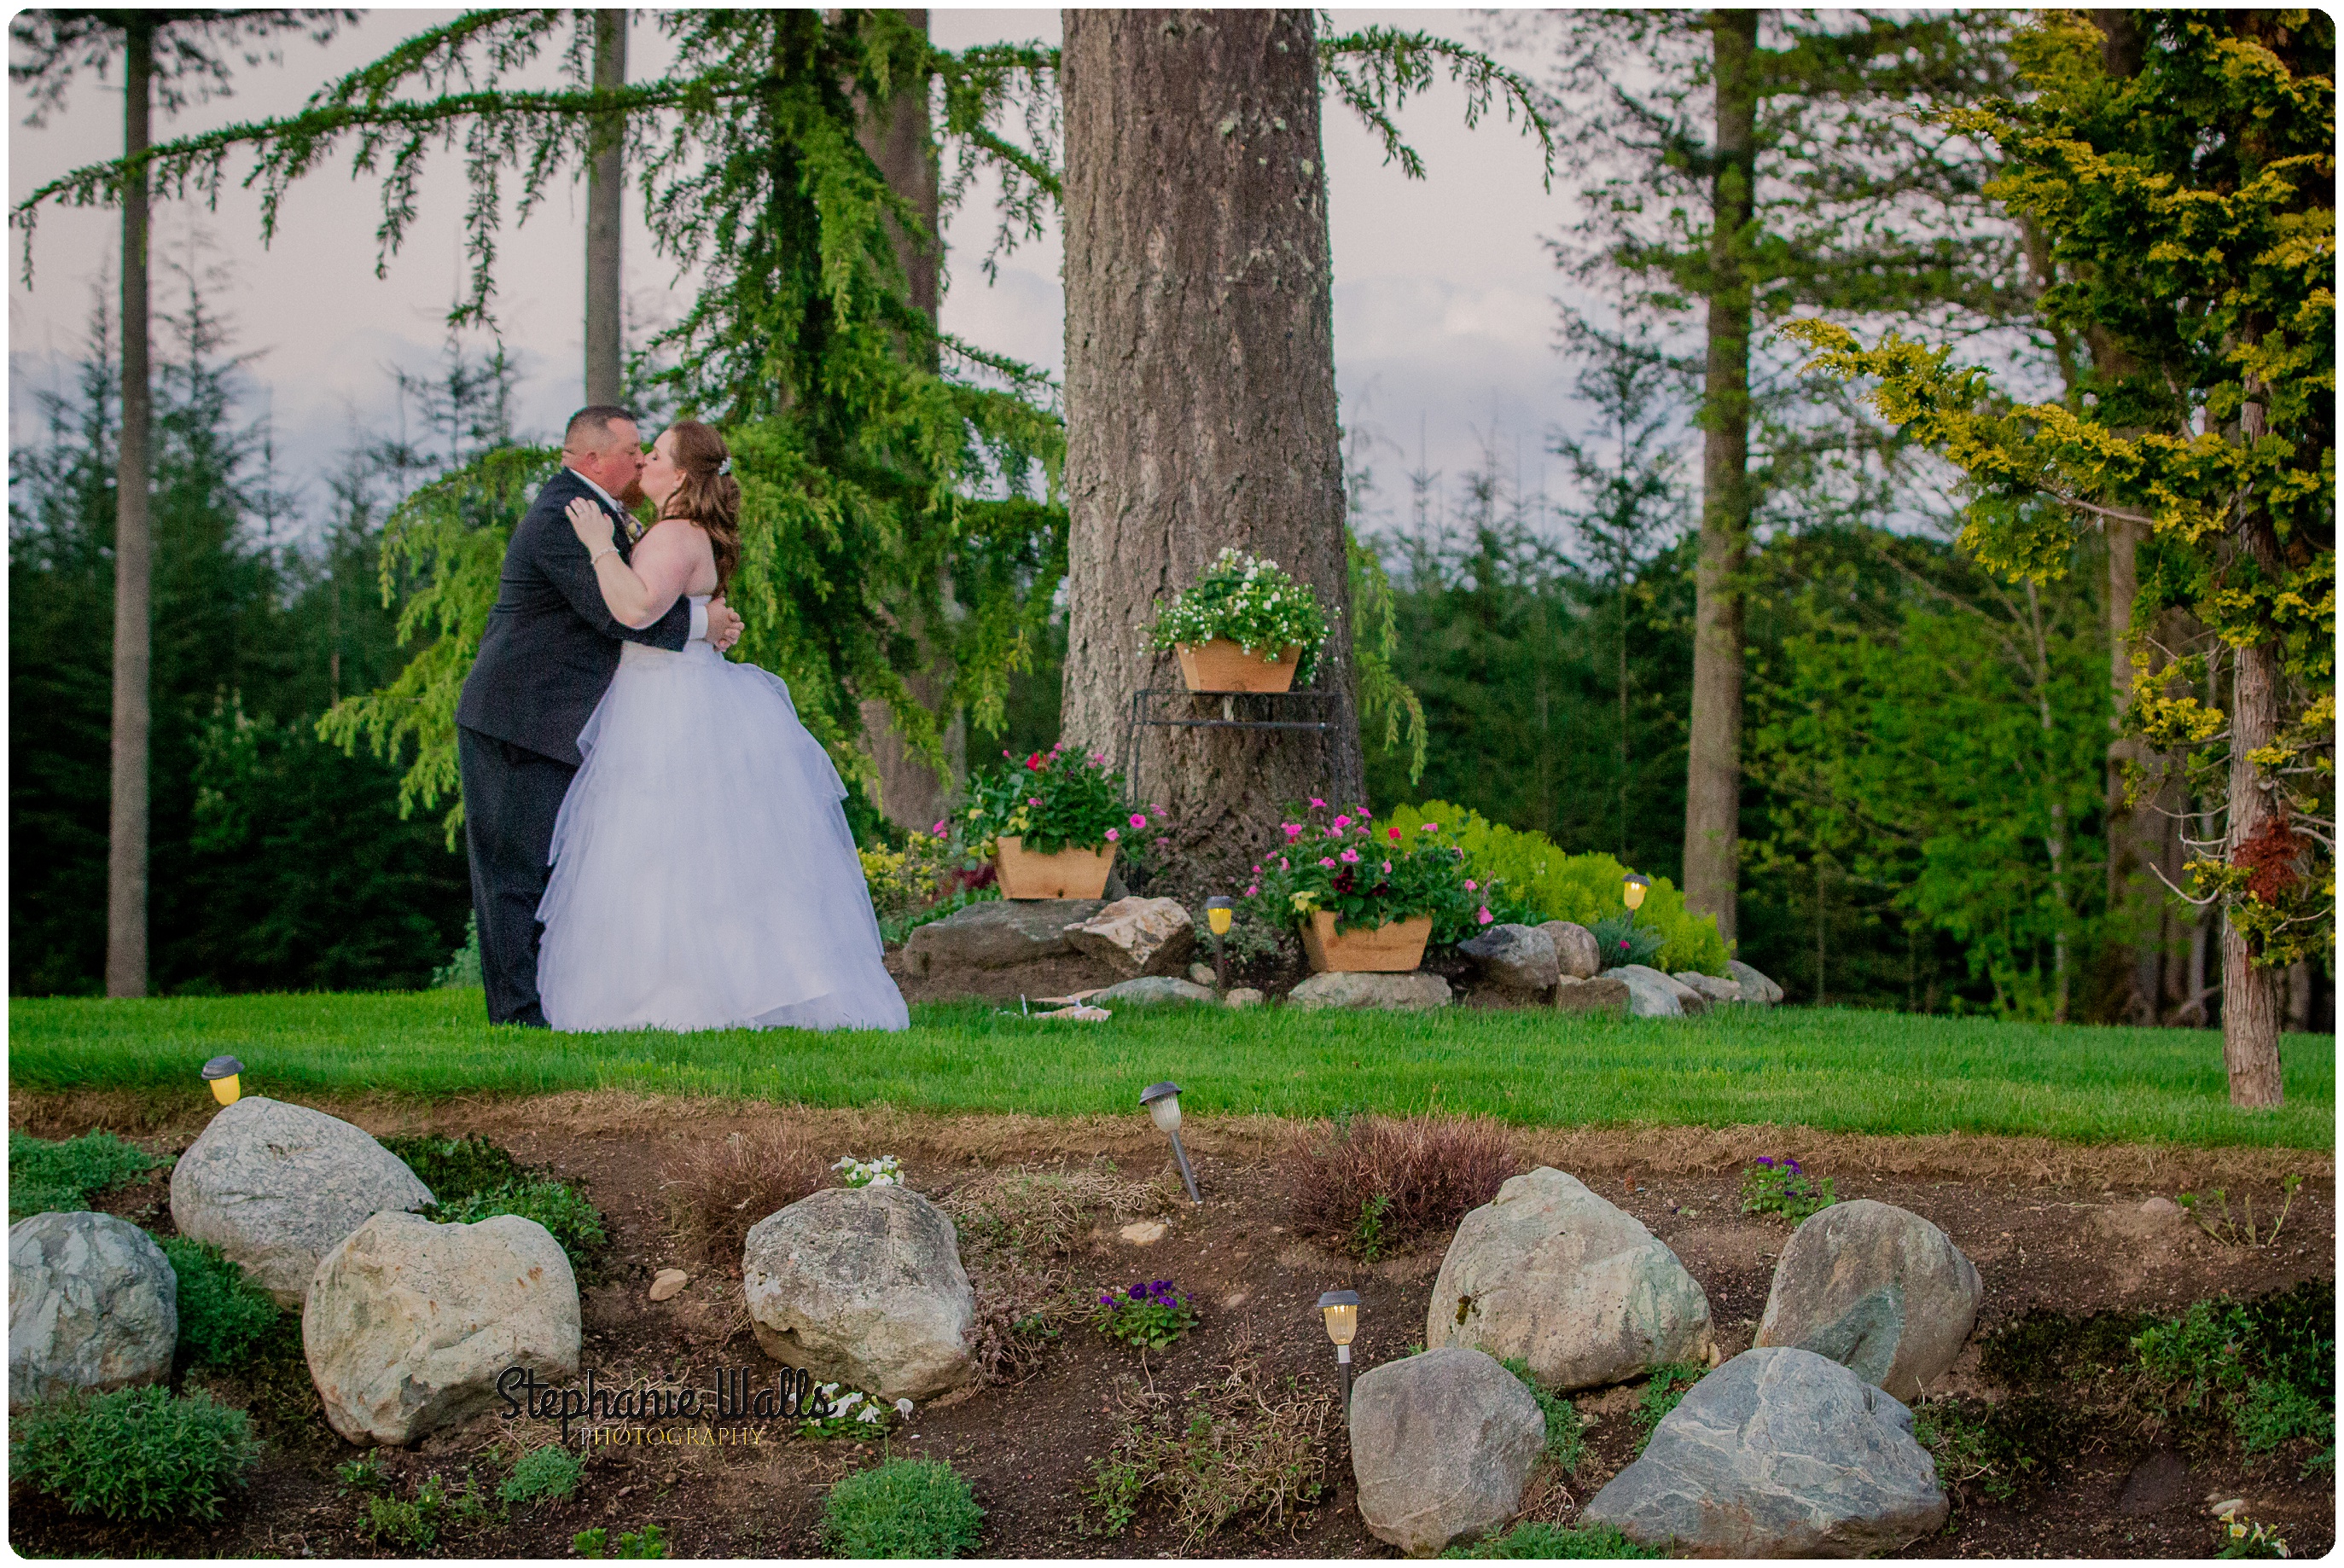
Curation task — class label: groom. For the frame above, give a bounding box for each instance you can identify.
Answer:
[456,406,744,1025]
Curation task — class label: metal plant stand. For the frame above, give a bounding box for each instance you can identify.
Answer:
[1120,687,1341,810]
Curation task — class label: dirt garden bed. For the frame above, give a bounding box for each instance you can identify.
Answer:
[9,1092,2334,1560]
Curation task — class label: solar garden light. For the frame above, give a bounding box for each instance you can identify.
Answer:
[1622,872,1650,913]
[202,1056,245,1106]
[1140,1081,1201,1205]
[1204,897,1235,990]
[1317,1290,1361,1411]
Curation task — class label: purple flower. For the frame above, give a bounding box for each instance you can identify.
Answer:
[1755,1157,1776,1168]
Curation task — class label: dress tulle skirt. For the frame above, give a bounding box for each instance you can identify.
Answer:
[536,636,910,1033]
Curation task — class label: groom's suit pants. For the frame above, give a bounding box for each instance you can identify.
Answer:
[457,724,577,1027]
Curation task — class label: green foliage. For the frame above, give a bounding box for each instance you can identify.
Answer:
[573,1521,666,1559]
[1149,548,1334,683]
[1440,1522,1665,1559]
[337,1451,387,1494]
[502,1442,585,1506]
[1387,802,1727,973]
[158,1236,282,1370]
[9,1385,259,1523]
[1246,799,1505,944]
[1586,913,1664,971]
[2217,1507,2292,1559]
[1080,1370,1332,1545]
[1348,531,1428,784]
[1498,1357,1585,1473]
[963,743,1132,856]
[433,1178,609,1271]
[1349,1193,1392,1263]
[821,1458,984,1559]
[363,1490,439,1552]
[1911,1395,2055,1501]
[2178,1176,2304,1247]
[432,913,483,989]
[1737,1157,1836,1222]
[1788,11,2335,973]
[1091,1280,1201,1350]
[8,1130,163,1219]
[382,1132,524,1203]
[1631,1362,1707,1454]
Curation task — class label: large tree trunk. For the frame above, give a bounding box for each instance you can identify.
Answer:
[106,20,154,999]
[584,9,626,407]
[852,9,964,834]
[2222,631,2285,1106]
[1059,9,1360,887]
[1681,9,1757,948]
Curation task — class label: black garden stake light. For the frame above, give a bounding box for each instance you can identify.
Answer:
[1318,1289,1361,1410]
[1141,1081,1201,1204]
[1204,897,1234,990]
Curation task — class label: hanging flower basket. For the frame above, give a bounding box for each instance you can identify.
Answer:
[1174,638,1302,694]
[993,836,1117,900]
[1298,910,1433,973]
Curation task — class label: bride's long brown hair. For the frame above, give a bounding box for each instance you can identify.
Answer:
[660,420,742,595]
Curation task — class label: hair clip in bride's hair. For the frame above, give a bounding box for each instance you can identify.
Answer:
[717,456,732,476]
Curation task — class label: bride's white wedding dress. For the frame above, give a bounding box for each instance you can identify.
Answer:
[536,596,910,1032]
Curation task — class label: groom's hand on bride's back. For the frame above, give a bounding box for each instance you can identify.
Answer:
[707,597,744,653]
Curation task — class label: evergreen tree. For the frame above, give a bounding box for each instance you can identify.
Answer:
[1794,10,2334,1101]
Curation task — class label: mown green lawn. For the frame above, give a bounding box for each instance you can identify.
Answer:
[9,990,2330,1149]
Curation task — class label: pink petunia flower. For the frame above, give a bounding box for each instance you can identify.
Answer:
[1105,828,1120,842]
[1478,907,1493,925]
[1130,813,1148,828]
[1309,797,1326,809]
[1090,751,1106,765]
[1030,797,1044,807]
[1278,857,1290,870]
[1420,822,1439,833]
[1388,826,1403,842]
[1464,880,1477,891]
[1252,864,1263,874]
[1319,857,1337,868]
[1381,861,1393,874]
[1340,848,1360,863]
[1283,823,1304,840]
[932,820,947,835]
[1332,814,1352,830]
[1244,884,1259,896]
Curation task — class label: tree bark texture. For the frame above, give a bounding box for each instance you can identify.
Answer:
[1060,9,1360,884]
[107,20,154,999]
[585,9,626,407]
[2222,629,2285,1106]
[852,9,964,833]
[1681,9,1757,949]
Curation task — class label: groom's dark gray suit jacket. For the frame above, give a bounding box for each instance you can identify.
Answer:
[456,466,692,766]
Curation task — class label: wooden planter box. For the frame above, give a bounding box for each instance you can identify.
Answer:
[994,835,1117,900]
[1299,910,1434,973]
[1176,638,1301,694]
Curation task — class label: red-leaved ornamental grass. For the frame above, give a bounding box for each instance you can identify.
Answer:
[1281,1113,1518,1259]
[663,1124,830,1272]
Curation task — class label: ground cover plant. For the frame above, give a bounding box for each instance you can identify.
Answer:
[157,1236,281,1372]
[820,1458,983,1559]
[381,1130,609,1275]
[1738,1156,1836,1222]
[20,991,2329,1149]
[8,1128,166,1219]
[1440,1521,1666,1559]
[1092,1279,1201,1350]
[9,1385,259,1524]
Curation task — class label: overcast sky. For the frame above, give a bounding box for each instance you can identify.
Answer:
[9,7,1601,543]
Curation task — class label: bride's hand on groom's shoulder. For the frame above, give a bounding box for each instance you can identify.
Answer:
[566,497,617,555]
[707,597,744,653]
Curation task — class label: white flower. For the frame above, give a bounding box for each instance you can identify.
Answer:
[836,1391,864,1411]
[856,1403,886,1423]
[894,1397,915,1416]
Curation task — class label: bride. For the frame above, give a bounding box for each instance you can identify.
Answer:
[536,418,909,1033]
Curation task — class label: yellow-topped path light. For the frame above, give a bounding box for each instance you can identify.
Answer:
[202,1056,245,1106]
[1204,896,1234,990]
[1318,1289,1361,1410]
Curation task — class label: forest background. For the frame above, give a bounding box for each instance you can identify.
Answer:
[9,8,2332,1033]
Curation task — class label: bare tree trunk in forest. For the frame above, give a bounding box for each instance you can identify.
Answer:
[107,20,154,999]
[2222,379,2285,1108]
[585,9,625,406]
[1682,9,1756,949]
[849,9,963,833]
[1059,9,1360,886]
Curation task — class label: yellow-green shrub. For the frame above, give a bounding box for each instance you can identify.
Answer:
[1385,802,1729,975]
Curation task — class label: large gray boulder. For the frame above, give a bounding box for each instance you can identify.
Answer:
[1288,971,1451,1011]
[1603,966,1684,1019]
[1755,1199,1982,1401]
[1554,975,1632,1016]
[1616,964,1708,1015]
[1674,971,1742,1005]
[1350,1347,1545,1556]
[304,1211,580,1447]
[1729,961,1785,1005]
[1583,1347,1948,1557]
[9,1211,178,1410]
[170,1096,435,1308]
[743,1185,974,1401]
[1539,921,1603,980]
[1427,1167,1713,1392]
[1457,923,1560,992]
[1065,897,1195,978]
[900,898,1106,975]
